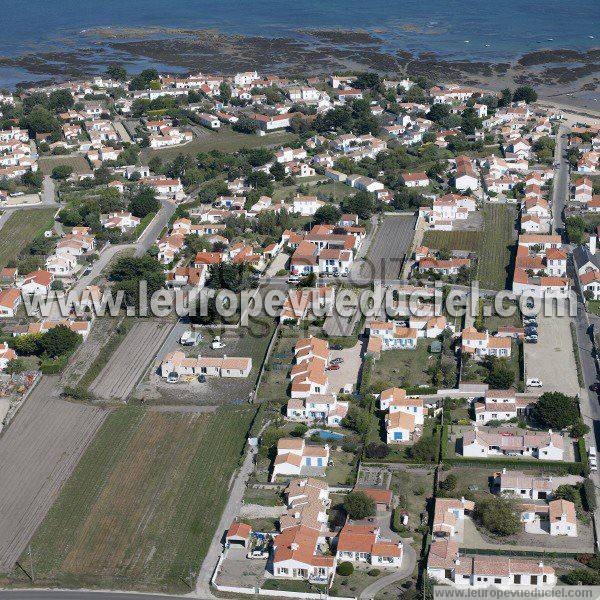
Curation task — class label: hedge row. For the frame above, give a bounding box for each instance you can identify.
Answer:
[442,456,585,475]
[464,547,580,559]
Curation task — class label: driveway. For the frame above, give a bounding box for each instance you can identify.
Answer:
[523,312,579,395]
[359,542,416,599]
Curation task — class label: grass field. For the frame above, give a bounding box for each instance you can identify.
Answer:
[422,204,517,290]
[38,155,91,175]
[146,128,298,161]
[14,405,255,592]
[0,207,56,270]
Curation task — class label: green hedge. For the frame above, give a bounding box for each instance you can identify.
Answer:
[443,456,585,475]
[464,547,580,558]
[359,356,374,395]
[570,321,585,387]
[440,424,449,461]
[583,478,597,511]
[578,437,590,474]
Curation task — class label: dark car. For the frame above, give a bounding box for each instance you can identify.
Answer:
[590,382,600,393]
[330,344,343,350]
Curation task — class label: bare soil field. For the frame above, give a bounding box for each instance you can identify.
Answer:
[89,320,174,401]
[60,318,122,389]
[10,405,255,592]
[0,376,107,572]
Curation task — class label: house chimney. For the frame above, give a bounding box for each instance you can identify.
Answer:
[590,235,597,256]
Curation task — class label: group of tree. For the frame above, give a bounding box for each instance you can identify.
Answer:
[109,255,166,307]
[473,495,520,536]
[128,186,160,218]
[9,325,82,359]
[534,391,582,432]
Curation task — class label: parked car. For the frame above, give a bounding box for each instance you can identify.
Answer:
[180,330,202,346]
[287,275,300,285]
[330,344,343,351]
[246,549,269,559]
[589,447,597,471]
[526,378,543,387]
[82,267,92,276]
[211,336,226,349]
[198,374,206,383]
[327,364,340,371]
[524,337,538,343]
[590,382,600,392]
[330,357,344,365]
[166,372,179,384]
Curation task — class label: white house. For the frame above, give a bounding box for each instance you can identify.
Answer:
[463,429,564,461]
[271,437,329,481]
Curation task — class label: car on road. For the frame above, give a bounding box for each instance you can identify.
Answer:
[526,378,543,387]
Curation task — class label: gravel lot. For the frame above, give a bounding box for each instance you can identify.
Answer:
[327,342,363,394]
[89,320,174,401]
[0,376,107,570]
[523,313,579,396]
[361,215,416,281]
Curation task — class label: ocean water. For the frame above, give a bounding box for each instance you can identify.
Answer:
[0,0,598,85]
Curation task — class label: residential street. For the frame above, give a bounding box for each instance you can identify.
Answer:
[551,125,569,234]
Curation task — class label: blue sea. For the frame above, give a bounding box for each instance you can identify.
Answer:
[0,0,598,86]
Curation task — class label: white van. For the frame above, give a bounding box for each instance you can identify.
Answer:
[589,447,597,471]
[526,378,543,388]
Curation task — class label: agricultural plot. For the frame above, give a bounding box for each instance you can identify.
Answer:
[422,204,517,290]
[0,207,56,270]
[0,377,107,572]
[15,405,255,591]
[38,155,91,176]
[89,320,173,401]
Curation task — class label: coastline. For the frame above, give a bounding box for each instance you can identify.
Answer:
[0,27,598,111]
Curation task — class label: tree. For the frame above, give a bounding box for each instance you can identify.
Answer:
[473,496,520,536]
[21,170,43,189]
[341,190,374,220]
[106,64,127,81]
[337,562,354,576]
[129,69,159,91]
[570,418,590,438]
[341,405,377,436]
[51,165,73,180]
[48,89,74,112]
[485,357,515,389]
[313,204,342,225]
[439,474,457,492]
[5,358,27,375]
[354,72,383,93]
[21,105,60,135]
[343,491,376,520]
[562,569,600,585]
[461,107,482,136]
[109,255,165,306]
[128,187,160,217]
[513,86,538,104]
[219,82,232,104]
[364,442,389,459]
[38,325,81,358]
[408,433,438,462]
[269,161,286,181]
[534,392,580,430]
[553,484,581,507]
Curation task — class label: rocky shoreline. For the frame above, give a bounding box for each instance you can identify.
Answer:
[0,27,598,110]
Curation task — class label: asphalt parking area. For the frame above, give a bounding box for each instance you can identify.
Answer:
[523,313,579,396]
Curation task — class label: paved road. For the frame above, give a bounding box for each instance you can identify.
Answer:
[551,125,569,234]
[136,200,176,257]
[0,592,191,600]
[42,176,56,205]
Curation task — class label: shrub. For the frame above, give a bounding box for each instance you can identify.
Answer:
[337,562,354,576]
[344,491,376,520]
[367,569,381,577]
[364,442,389,459]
